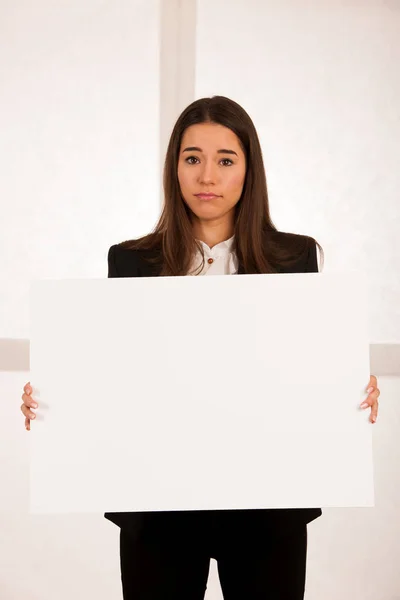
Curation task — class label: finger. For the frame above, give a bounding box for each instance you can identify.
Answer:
[365,384,375,396]
[24,382,32,395]
[21,392,38,409]
[370,401,379,424]
[25,417,30,431]
[360,389,380,409]
[366,376,378,395]
[21,403,36,420]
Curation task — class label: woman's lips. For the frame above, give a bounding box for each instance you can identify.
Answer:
[195,193,220,200]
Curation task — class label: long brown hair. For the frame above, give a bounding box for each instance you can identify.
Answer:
[120,96,323,275]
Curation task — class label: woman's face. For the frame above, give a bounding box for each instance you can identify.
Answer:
[177,122,247,224]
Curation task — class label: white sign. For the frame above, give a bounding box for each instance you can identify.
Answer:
[29,272,374,514]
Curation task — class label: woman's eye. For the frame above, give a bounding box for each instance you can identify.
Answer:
[185,156,233,166]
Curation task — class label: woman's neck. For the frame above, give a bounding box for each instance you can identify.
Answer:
[192,219,234,249]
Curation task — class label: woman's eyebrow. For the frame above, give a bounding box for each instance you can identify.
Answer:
[182,146,238,156]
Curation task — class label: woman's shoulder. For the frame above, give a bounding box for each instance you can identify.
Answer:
[266,229,317,257]
[108,239,161,277]
[266,229,321,273]
[268,229,314,245]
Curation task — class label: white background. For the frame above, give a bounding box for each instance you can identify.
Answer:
[1,0,399,598]
[195,0,400,344]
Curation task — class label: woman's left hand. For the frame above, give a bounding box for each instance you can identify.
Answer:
[360,375,380,423]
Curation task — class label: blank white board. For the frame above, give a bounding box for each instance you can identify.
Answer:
[29,272,374,514]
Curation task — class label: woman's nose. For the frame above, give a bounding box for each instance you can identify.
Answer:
[198,161,218,184]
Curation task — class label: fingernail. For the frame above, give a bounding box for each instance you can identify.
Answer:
[31,414,35,419]
[367,387,373,394]
[31,403,38,408]
[360,402,369,409]
[372,416,377,423]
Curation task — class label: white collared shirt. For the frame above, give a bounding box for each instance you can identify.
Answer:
[189,235,238,275]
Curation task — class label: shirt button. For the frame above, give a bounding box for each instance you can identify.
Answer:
[207,258,214,264]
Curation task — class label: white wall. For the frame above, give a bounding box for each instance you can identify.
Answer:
[196,0,400,343]
[0,0,161,339]
[1,1,400,599]
[1,1,160,598]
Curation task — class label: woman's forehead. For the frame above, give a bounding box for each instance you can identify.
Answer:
[180,123,242,151]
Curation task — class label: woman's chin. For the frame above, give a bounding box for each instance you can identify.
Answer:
[192,210,224,222]
[190,204,225,220]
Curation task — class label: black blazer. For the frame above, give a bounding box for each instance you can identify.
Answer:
[104,231,322,535]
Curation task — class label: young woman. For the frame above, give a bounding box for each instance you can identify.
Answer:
[21,96,380,600]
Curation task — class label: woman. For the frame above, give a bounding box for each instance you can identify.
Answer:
[21,96,380,599]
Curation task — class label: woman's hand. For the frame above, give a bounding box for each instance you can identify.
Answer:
[20,382,38,431]
[360,375,380,423]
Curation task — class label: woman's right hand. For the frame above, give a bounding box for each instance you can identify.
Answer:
[21,382,38,431]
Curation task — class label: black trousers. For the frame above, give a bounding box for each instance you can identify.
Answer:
[119,510,308,600]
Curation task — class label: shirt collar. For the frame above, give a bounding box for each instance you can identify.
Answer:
[196,235,235,256]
